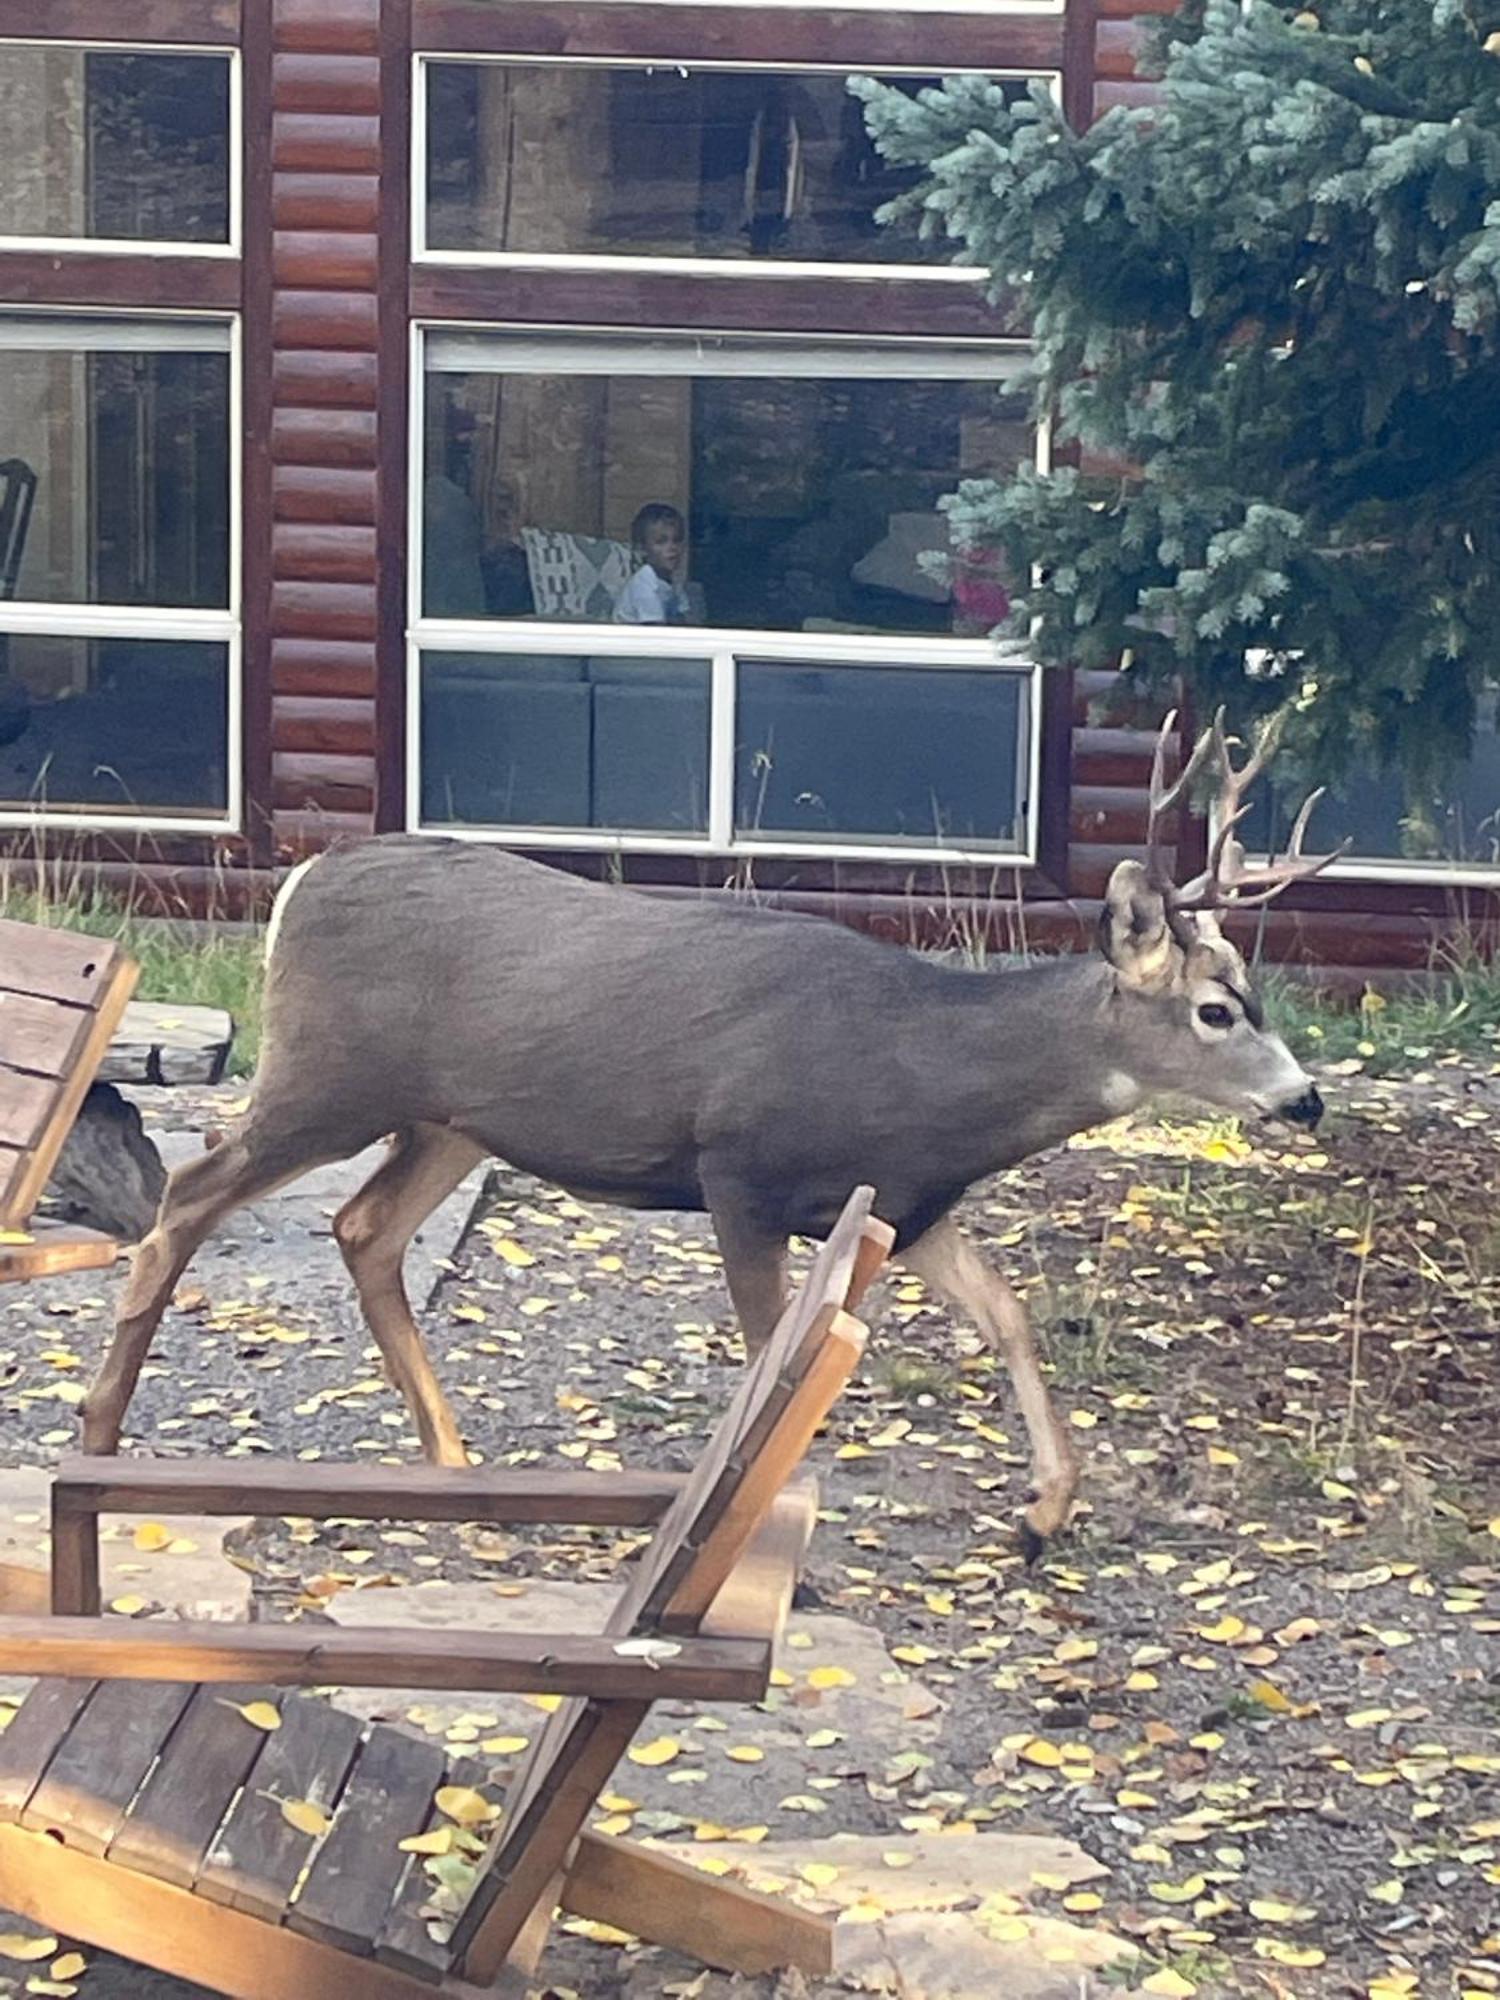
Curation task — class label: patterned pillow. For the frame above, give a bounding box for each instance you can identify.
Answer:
[521,529,633,621]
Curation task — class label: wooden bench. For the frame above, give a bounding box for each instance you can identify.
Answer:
[0,1187,894,1999]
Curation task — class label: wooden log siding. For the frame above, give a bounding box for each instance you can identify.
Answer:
[258,0,390,851]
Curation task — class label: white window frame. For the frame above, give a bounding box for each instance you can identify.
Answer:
[408,320,1043,866]
[0,39,241,259]
[0,306,242,836]
[412,53,1060,284]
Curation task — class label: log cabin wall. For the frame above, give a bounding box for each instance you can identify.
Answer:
[0,0,1492,975]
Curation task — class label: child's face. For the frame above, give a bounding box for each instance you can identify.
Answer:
[641,517,685,579]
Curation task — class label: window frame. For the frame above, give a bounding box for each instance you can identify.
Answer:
[407,318,1044,866]
[411,51,1060,285]
[0,304,242,836]
[0,37,241,260]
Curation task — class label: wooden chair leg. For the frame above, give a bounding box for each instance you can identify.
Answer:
[562,1831,836,1978]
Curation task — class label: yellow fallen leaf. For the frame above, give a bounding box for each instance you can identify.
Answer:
[800,1863,840,1889]
[593,1814,632,1836]
[491,1238,536,1267]
[50,1958,87,1983]
[480,1735,529,1755]
[1197,1615,1244,1643]
[882,1851,915,1869]
[1254,1940,1326,1967]
[1063,1891,1103,1913]
[806,1666,856,1690]
[725,1746,764,1764]
[280,1799,331,1838]
[132,1522,173,1553]
[435,1786,500,1827]
[228,1700,281,1732]
[1142,1973,1197,1999]
[0,1938,57,1964]
[983,1913,1032,1943]
[1019,1738,1064,1767]
[1369,1878,1404,1905]
[628,1736,681,1767]
[1249,1898,1315,1923]
[1148,1875,1206,1904]
[1246,1677,1294,1713]
[108,1595,148,1617]
[398,1827,455,1855]
[0,1231,34,1246]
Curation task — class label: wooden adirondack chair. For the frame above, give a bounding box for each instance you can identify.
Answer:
[0,919,139,1281]
[0,1187,893,2000]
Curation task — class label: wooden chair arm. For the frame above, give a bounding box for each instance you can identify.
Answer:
[0,1615,770,1703]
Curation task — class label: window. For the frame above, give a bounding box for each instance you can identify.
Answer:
[0,314,237,829]
[0,42,235,252]
[1243,696,1500,882]
[412,328,1038,861]
[419,58,1044,277]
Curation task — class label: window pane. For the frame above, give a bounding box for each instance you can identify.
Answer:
[736,661,1024,847]
[421,651,711,833]
[0,320,231,609]
[1243,696,1500,871]
[0,635,229,816]
[423,359,1029,637]
[0,47,231,245]
[427,61,1028,266]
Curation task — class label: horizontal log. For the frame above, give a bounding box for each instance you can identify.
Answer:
[272,171,381,233]
[1095,80,1160,116]
[270,112,380,175]
[56,1458,684,1525]
[1071,784,1169,846]
[273,464,379,524]
[273,350,380,411]
[272,747,378,795]
[272,231,380,291]
[270,637,377,697]
[99,1001,234,1086]
[272,523,378,584]
[271,695,377,755]
[270,408,379,468]
[0,0,235,39]
[271,290,379,352]
[271,809,375,853]
[0,1616,770,1702]
[272,51,381,114]
[271,581,378,642]
[275,0,380,55]
[1071,724,1160,787]
[1095,18,1145,79]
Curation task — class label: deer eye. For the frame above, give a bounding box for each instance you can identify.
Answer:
[1197,1002,1236,1031]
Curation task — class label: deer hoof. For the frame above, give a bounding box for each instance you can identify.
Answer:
[1017,1519,1047,1567]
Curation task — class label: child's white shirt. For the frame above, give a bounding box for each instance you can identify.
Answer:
[614,564,690,624]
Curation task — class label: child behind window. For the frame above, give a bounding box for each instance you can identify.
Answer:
[614,503,694,624]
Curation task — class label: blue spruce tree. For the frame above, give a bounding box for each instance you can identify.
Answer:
[855,0,1500,799]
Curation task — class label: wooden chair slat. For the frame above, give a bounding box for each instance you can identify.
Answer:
[376,1753,508,1980]
[290,1724,447,1958]
[198,1695,366,1923]
[0,1069,55,1151]
[0,988,91,1080]
[0,1679,96,1826]
[0,1221,119,1284]
[24,1680,195,1857]
[109,1684,279,1890]
[0,920,126,1007]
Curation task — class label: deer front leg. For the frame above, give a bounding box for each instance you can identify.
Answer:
[901,1217,1078,1562]
[709,1204,789,1363]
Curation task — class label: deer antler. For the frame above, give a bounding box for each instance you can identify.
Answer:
[1147,705,1348,910]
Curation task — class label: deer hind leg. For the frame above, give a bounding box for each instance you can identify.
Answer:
[709,1205,789,1363]
[901,1216,1078,1562]
[332,1123,484,1467]
[83,1123,338,1454]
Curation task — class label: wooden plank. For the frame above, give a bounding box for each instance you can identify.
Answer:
[54,1457,684,1527]
[0,1617,769,1702]
[378,1752,507,1979]
[25,1681,196,1857]
[698,1478,818,1645]
[49,1488,100,1617]
[290,1723,446,1956]
[2,954,139,1231]
[0,990,89,1079]
[563,1831,835,1978]
[0,1822,470,2000]
[0,1223,119,1284]
[0,1069,61,1149]
[200,1694,365,1922]
[0,921,126,1009]
[0,1680,96,1825]
[109,1684,275,1889]
[99,1002,235,1087]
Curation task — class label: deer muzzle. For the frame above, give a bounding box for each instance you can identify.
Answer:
[1277,1085,1324,1130]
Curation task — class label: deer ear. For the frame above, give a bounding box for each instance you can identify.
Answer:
[1100,860,1179,993]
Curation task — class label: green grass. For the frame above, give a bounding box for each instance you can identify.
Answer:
[1264,948,1500,1074]
[0,877,265,1075]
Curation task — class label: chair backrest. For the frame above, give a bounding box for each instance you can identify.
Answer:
[0,920,138,1232]
[449,1187,893,1981]
[520,527,633,621]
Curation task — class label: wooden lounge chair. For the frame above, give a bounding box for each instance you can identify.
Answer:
[0,919,139,1282]
[0,1187,893,1999]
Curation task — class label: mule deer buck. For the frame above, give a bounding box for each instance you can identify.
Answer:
[84,707,1339,1555]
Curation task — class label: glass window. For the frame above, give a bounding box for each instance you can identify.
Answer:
[424,59,1032,269]
[422,333,1033,638]
[0,44,232,247]
[1243,696,1500,874]
[0,316,231,610]
[0,314,235,825]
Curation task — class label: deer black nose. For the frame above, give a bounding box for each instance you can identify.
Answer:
[1279,1085,1324,1129]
